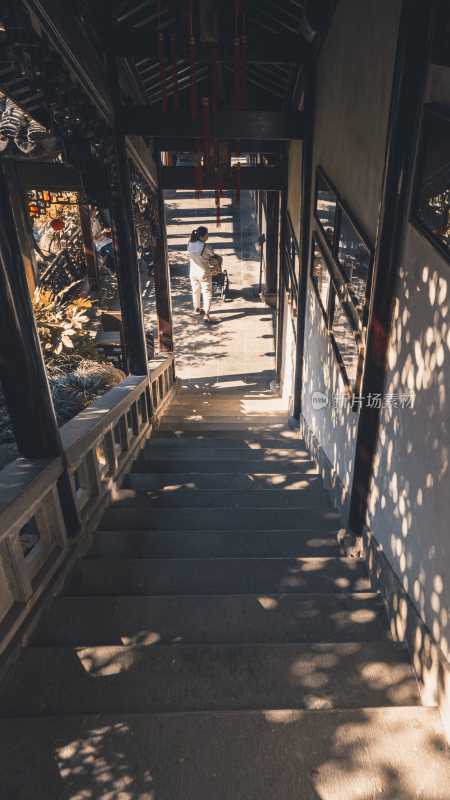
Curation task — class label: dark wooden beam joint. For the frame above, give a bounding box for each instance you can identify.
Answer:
[118,110,305,141]
[104,27,313,64]
[161,166,282,191]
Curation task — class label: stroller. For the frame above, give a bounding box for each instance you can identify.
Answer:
[208,253,229,301]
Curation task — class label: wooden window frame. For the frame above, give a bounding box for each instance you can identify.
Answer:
[410,103,450,263]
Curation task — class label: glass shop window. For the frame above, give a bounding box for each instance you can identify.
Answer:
[314,169,338,249]
[412,106,450,260]
[311,235,332,319]
[337,207,371,311]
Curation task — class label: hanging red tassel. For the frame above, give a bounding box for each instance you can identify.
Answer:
[233,37,240,115]
[158,32,168,112]
[219,169,223,198]
[195,158,203,199]
[235,138,242,157]
[189,35,198,117]
[214,138,219,168]
[202,97,210,168]
[236,162,241,206]
[241,35,248,110]
[195,136,201,155]
[170,34,179,109]
[211,50,219,113]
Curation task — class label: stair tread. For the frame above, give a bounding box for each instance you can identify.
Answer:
[91,529,342,559]
[112,488,331,509]
[0,641,421,716]
[147,437,306,449]
[126,473,323,490]
[100,506,339,530]
[131,458,318,474]
[1,708,448,800]
[66,557,370,596]
[33,592,391,646]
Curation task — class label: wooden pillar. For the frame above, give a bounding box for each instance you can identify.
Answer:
[79,204,100,290]
[293,60,316,421]
[107,56,149,376]
[153,153,174,353]
[275,156,288,385]
[348,0,437,535]
[264,191,279,303]
[0,160,79,534]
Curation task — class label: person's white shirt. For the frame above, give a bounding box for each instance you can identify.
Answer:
[92,218,112,251]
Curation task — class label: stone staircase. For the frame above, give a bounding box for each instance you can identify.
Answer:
[0,388,449,799]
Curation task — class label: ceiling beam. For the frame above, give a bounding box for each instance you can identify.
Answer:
[157,138,286,153]
[119,109,305,140]
[104,26,313,64]
[161,166,281,191]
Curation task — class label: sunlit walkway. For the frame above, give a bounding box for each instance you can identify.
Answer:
[156,189,276,391]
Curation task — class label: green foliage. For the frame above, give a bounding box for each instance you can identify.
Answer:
[32,283,96,362]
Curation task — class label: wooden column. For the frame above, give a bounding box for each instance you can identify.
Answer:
[79,204,100,290]
[264,191,279,303]
[0,160,79,534]
[107,56,149,376]
[275,156,288,385]
[293,60,316,421]
[153,153,174,353]
[348,0,437,535]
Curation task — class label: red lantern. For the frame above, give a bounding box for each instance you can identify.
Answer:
[50,218,65,231]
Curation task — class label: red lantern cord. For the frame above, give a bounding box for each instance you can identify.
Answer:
[241,35,248,109]
[214,137,219,167]
[195,158,203,199]
[170,34,179,109]
[158,32,168,112]
[195,136,202,155]
[189,35,198,117]
[236,162,241,206]
[190,150,194,162]
[219,169,223,198]
[233,37,240,116]
[211,50,219,113]
[235,138,242,157]
[202,97,210,168]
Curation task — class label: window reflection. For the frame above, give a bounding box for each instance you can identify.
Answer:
[315,172,337,248]
[337,210,370,308]
[332,294,360,386]
[311,238,331,316]
[414,109,450,259]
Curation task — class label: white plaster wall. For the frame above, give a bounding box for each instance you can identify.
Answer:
[367,63,450,661]
[302,0,401,497]
[280,295,296,410]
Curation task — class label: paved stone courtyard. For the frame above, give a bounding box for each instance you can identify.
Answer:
[142,188,277,391]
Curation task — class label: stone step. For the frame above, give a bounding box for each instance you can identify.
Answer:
[0,641,421,717]
[91,529,342,559]
[33,592,391,647]
[65,557,370,596]
[100,506,338,531]
[131,457,318,474]
[1,708,448,800]
[138,447,312,462]
[169,399,289,412]
[126,472,323,491]
[157,421,291,431]
[147,437,307,450]
[152,427,300,439]
[160,415,289,426]
[111,488,331,510]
